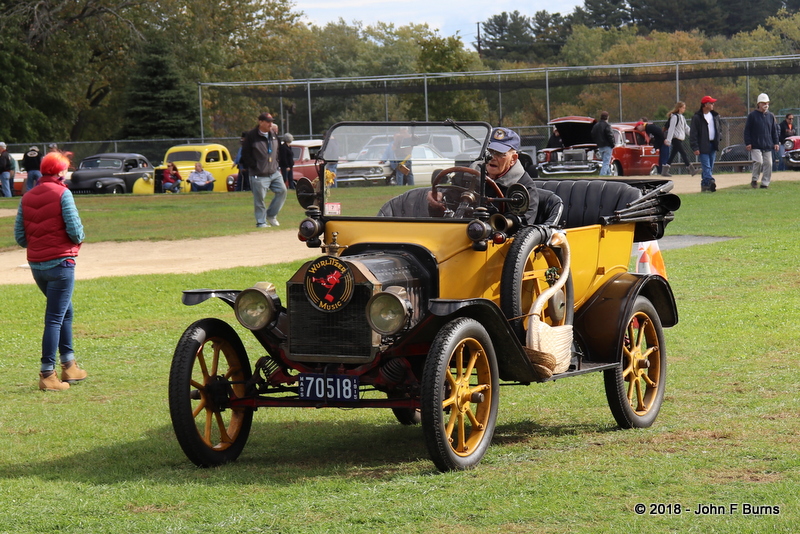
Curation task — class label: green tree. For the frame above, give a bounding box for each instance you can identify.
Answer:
[406,34,488,121]
[119,38,199,139]
[571,0,631,30]
[480,11,536,62]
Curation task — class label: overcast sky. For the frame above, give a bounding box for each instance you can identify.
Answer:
[292,0,585,46]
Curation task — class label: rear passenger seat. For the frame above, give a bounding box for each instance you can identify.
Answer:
[534,180,642,229]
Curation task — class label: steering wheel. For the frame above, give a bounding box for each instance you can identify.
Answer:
[431,166,504,218]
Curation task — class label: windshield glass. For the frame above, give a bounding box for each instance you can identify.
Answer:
[167,151,202,163]
[79,158,123,170]
[301,122,491,219]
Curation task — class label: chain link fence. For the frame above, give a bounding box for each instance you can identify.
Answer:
[5,116,761,176]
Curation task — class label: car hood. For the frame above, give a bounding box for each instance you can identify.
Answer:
[548,117,596,147]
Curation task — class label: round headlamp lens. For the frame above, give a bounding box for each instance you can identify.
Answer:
[367,290,409,335]
[234,285,277,330]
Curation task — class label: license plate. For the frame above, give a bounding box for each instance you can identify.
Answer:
[298,373,359,402]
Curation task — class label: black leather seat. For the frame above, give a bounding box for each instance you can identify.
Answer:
[534,180,642,228]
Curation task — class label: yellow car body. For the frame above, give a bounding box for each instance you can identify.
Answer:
[134,143,234,194]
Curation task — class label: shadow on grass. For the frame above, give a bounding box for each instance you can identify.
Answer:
[0,416,619,485]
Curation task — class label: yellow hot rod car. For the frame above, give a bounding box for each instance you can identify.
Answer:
[169,121,680,472]
[133,143,234,194]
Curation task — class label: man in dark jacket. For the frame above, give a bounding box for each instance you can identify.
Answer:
[690,96,722,192]
[635,119,668,176]
[241,112,286,227]
[23,146,43,191]
[591,111,615,175]
[744,93,780,189]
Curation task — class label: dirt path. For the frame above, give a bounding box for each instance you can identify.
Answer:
[3,171,799,286]
[0,228,317,285]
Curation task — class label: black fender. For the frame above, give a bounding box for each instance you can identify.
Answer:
[573,272,678,364]
[427,298,543,383]
[181,289,241,308]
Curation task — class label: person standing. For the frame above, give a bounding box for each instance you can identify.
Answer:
[23,146,43,191]
[690,96,722,192]
[635,119,668,176]
[14,152,88,391]
[241,112,286,227]
[744,93,780,189]
[279,133,295,189]
[186,162,215,191]
[591,111,615,175]
[664,102,695,176]
[778,113,796,172]
[0,142,14,197]
[233,132,250,192]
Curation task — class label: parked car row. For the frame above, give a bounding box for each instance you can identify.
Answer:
[536,116,660,177]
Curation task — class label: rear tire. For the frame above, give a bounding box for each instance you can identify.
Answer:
[603,297,666,429]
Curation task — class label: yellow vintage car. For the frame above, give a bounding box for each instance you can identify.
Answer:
[169,122,680,472]
[133,143,235,193]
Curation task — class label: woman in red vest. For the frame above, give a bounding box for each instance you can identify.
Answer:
[14,152,88,391]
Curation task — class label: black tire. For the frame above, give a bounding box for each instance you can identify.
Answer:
[392,407,421,425]
[169,318,253,467]
[109,184,125,194]
[421,318,499,471]
[603,296,666,429]
[500,226,573,343]
[611,161,622,176]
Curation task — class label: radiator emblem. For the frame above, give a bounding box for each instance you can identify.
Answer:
[305,256,355,312]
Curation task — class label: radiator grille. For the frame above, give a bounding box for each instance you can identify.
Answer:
[287,283,375,361]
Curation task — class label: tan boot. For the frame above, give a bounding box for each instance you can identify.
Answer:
[61,361,88,383]
[39,371,70,391]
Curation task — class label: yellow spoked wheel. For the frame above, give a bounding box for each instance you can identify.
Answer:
[501,226,572,343]
[604,297,666,428]
[169,318,253,467]
[422,318,499,471]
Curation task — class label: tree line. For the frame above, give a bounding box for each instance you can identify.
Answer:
[1,0,799,144]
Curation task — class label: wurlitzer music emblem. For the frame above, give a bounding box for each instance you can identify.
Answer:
[304,256,355,312]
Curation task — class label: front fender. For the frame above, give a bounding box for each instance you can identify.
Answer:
[428,298,543,383]
[182,289,241,308]
[573,272,678,364]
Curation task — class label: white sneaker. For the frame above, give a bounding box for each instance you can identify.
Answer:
[256,223,269,228]
[267,217,280,227]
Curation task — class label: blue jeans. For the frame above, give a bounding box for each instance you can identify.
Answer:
[598,146,613,175]
[190,181,214,191]
[699,151,716,187]
[0,171,11,197]
[251,171,287,225]
[32,260,77,372]
[659,146,670,170]
[26,170,42,191]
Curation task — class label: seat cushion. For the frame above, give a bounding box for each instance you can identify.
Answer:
[534,180,642,228]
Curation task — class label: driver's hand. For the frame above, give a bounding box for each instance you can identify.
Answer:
[427,190,445,217]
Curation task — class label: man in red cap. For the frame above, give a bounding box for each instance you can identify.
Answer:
[689,96,721,192]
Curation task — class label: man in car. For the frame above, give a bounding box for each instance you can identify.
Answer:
[428,127,539,224]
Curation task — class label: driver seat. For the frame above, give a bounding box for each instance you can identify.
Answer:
[377,187,433,218]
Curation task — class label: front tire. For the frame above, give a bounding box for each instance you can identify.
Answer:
[421,318,499,471]
[603,297,666,429]
[169,318,254,467]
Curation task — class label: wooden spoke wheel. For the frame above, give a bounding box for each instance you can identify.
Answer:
[169,318,253,467]
[604,297,666,428]
[421,318,499,471]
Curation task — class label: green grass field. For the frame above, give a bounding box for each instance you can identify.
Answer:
[1,184,799,533]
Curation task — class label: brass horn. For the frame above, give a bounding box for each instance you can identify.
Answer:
[490,212,518,233]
